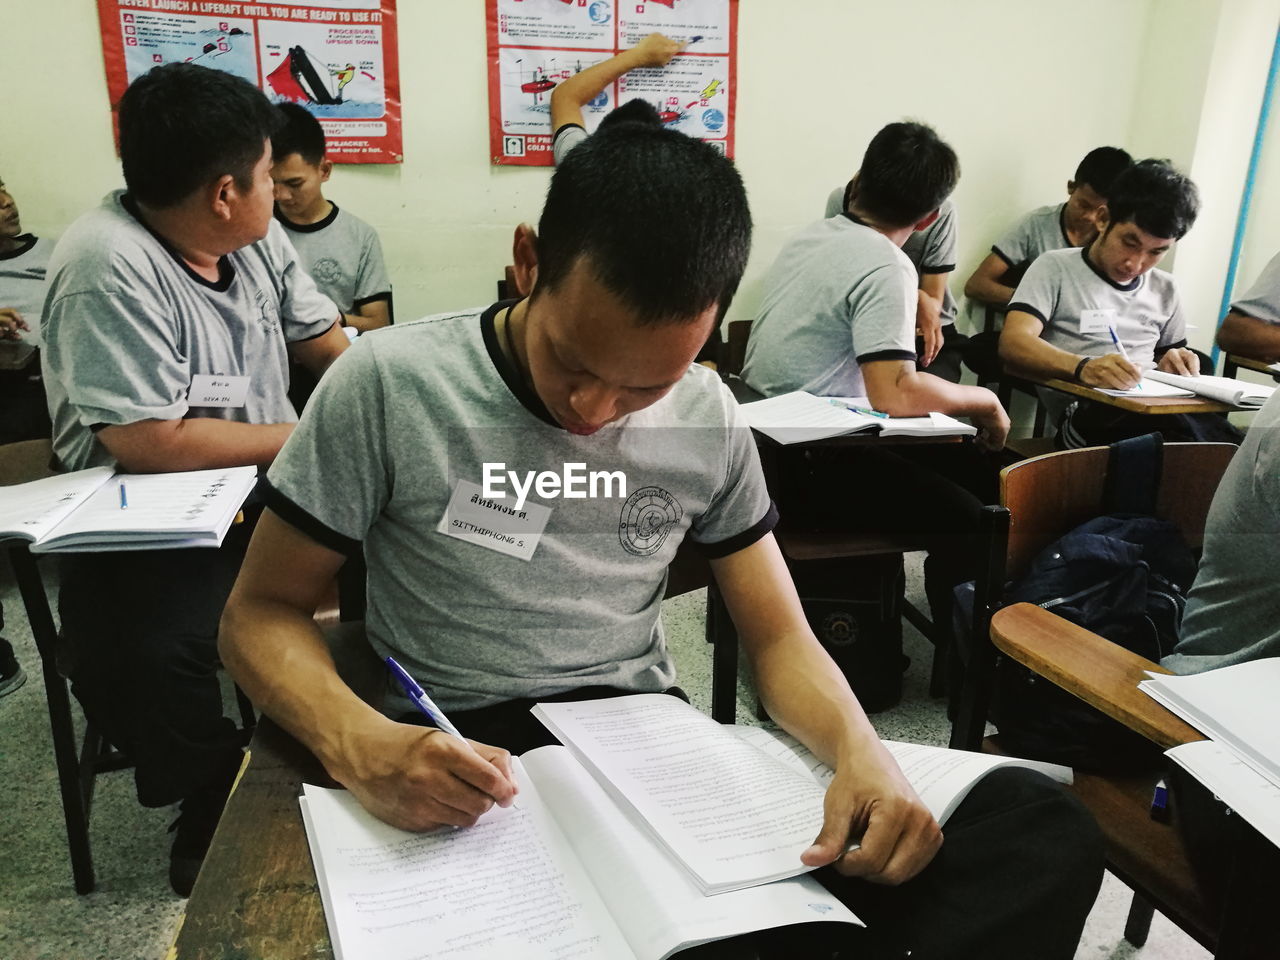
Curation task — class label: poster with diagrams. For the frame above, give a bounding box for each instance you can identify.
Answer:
[487,0,737,166]
[96,0,402,163]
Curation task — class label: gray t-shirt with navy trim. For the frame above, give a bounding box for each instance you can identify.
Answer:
[1008,245,1185,421]
[265,302,776,712]
[742,215,917,398]
[42,191,339,471]
[1230,249,1280,324]
[1163,389,1280,673]
[825,188,958,327]
[0,234,52,343]
[277,204,391,316]
[992,202,1071,274]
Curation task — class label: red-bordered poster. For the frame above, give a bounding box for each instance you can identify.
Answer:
[97,0,402,164]
[487,0,737,166]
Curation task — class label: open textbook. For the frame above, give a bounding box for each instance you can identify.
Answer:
[1140,659,1280,789]
[532,694,1071,895]
[739,391,976,445]
[300,759,863,960]
[1145,370,1274,408]
[0,465,258,553]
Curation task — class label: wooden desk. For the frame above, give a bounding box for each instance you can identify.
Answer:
[170,718,332,960]
[1222,353,1280,381]
[1036,377,1231,416]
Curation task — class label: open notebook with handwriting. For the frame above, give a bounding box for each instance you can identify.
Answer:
[738,391,976,445]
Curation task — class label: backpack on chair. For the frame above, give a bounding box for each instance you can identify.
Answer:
[991,433,1198,772]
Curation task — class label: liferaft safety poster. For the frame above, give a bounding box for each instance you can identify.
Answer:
[487,0,737,166]
[97,0,402,163]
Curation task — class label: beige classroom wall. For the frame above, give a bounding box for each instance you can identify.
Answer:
[3,0,1278,340]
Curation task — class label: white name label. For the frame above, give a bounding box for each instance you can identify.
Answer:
[1079,308,1117,335]
[188,374,250,408]
[436,479,552,562]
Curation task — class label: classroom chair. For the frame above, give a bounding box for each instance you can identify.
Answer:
[720,322,945,707]
[947,441,1250,953]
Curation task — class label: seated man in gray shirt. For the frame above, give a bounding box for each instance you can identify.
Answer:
[0,173,53,444]
[964,146,1133,309]
[999,159,1240,448]
[823,188,966,383]
[41,63,348,895]
[271,103,392,334]
[1216,248,1280,363]
[742,122,1009,698]
[221,123,1101,960]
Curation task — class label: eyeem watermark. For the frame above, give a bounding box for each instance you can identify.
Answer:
[482,462,627,510]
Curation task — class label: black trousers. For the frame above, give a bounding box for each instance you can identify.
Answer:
[916,325,969,385]
[780,442,1000,665]
[410,691,1104,960]
[58,516,256,807]
[1058,401,1244,449]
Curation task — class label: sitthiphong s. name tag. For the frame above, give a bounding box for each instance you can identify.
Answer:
[188,374,250,408]
[436,479,552,562]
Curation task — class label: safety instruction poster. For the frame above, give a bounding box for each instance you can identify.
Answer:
[487,0,737,166]
[96,0,402,163]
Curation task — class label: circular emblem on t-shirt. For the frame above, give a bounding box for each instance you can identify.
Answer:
[618,486,683,557]
[310,257,346,287]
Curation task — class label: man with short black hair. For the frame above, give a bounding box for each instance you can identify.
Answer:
[999,158,1237,447]
[742,122,1008,683]
[221,121,1103,958]
[965,145,1133,307]
[271,103,392,334]
[41,62,348,894]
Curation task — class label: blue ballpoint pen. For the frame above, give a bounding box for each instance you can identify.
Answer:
[385,656,471,744]
[385,656,519,808]
[1107,324,1141,390]
[118,482,128,510]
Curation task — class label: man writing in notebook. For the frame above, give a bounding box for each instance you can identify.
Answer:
[221,123,1101,959]
[998,158,1241,447]
[41,63,348,894]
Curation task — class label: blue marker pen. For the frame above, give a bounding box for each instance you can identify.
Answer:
[118,482,128,510]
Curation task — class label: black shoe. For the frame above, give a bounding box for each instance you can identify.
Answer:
[168,785,231,897]
[0,640,25,699]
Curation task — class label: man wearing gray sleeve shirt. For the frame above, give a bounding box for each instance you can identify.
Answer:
[40,64,348,895]
[1216,248,1280,364]
[1000,159,1240,448]
[220,123,1102,960]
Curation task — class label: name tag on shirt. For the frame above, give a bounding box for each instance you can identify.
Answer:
[436,479,552,562]
[188,374,250,408]
[1079,309,1117,335]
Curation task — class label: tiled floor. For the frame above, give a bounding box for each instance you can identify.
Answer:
[0,554,1209,958]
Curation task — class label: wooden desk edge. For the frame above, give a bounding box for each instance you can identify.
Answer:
[1039,378,1231,415]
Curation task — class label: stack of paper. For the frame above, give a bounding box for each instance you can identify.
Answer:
[1145,371,1274,408]
[1140,659,1280,846]
[1097,378,1196,398]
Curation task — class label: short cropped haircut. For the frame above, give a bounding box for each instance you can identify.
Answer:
[598,98,662,132]
[1105,159,1200,241]
[119,63,281,209]
[272,102,327,166]
[536,124,751,325]
[1073,146,1133,197]
[854,122,959,229]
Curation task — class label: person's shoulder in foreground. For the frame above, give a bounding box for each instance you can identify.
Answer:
[965,145,1132,308]
[1164,388,1280,673]
[271,102,392,333]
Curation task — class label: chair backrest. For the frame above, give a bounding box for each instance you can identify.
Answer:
[1001,442,1237,579]
[722,320,752,378]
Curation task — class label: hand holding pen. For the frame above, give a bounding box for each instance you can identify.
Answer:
[1074,326,1141,391]
[377,656,519,821]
